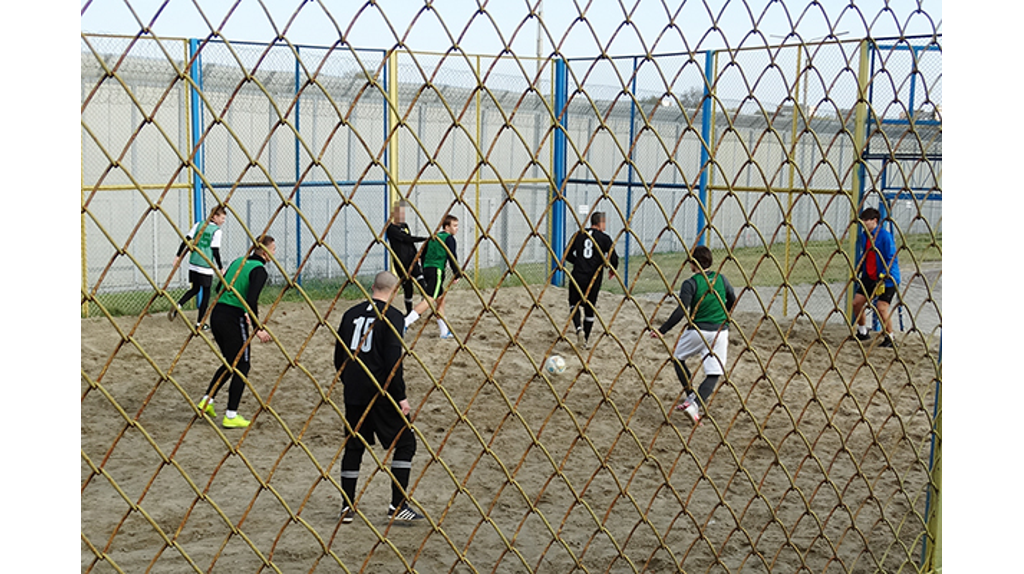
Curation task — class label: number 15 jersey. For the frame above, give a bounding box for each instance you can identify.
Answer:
[335,299,407,405]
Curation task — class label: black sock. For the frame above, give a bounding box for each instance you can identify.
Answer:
[673,360,693,395]
[390,463,412,508]
[697,374,720,408]
[341,448,363,507]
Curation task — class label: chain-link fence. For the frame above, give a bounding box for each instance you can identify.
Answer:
[82,2,941,572]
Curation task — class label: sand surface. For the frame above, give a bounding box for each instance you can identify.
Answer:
[82,282,940,573]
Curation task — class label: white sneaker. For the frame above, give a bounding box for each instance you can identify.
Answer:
[675,393,702,424]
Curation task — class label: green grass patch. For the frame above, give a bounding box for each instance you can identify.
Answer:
[84,233,940,318]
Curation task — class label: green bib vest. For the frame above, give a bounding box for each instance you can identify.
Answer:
[188,222,220,268]
[691,272,728,325]
[422,232,451,269]
[218,257,264,310]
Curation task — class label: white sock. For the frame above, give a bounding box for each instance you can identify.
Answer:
[404,310,420,328]
[201,396,211,404]
[438,318,449,337]
[226,410,237,419]
[858,325,868,335]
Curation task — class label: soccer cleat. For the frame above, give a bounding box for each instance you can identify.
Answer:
[197,398,216,417]
[339,506,355,524]
[221,414,251,429]
[387,502,425,522]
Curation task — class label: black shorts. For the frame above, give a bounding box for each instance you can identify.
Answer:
[422,266,445,299]
[854,275,897,304]
[345,399,415,452]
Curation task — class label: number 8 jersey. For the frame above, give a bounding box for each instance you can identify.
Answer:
[335,299,408,406]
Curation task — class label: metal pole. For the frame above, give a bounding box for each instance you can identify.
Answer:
[849,39,872,320]
[294,46,303,285]
[783,47,803,316]
[386,50,399,271]
[551,58,568,286]
[188,38,205,224]
[624,57,638,289]
[696,50,715,246]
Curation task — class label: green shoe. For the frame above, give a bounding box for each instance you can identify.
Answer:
[197,398,216,417]
[221,414,251,429]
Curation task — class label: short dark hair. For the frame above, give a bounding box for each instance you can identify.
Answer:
[253,235,275,256]
[859,207,881,222]
[590,211,606,226]
[442,214,459,229]
[691,245,713,270]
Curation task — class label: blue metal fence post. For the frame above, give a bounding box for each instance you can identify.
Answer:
[696,50,714,246]
[188,38,205,223]
[551,58,568,286]
[624,57,639,289]
[294,45,303,285]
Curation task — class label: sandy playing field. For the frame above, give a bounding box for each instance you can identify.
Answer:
[82,282,940,573]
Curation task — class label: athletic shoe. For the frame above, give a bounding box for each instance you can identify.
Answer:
[440,332,455,340]
[675,393,702,424]
[221,414,251,429]
[879,336,896,348]
[167,304,180,322]
[339,506,355,524]
[197,398,216,417]
[854,331,871,341]
[577,330,586,349]
[387,502,425,522]
[196,323,210,331]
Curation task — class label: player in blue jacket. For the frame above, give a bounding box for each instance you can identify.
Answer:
[851,207,901,348]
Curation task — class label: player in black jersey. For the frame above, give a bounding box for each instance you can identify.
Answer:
[334,271,425,524]
[385,201,429,313]
[564,211,620,349]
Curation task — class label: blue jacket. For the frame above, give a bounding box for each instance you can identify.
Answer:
[859,225,901,287]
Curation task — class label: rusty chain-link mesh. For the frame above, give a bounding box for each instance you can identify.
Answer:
[82,1,941,572]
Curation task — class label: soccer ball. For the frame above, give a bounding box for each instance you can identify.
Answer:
[545,355,567,375]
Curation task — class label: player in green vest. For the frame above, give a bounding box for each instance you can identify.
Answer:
[420,214,462,339]
[197,235,275,429]
[649,245,737,424]
[169,205,227,330]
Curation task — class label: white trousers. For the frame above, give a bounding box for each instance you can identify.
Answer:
[673,328,729,376]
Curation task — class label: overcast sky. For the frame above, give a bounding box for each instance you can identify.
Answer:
[81,0,942,59]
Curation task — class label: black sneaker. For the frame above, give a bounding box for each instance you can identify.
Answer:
[855,331,871,341]
[879,336,896,348]
[339,506,354,524]
[387,502,425,522]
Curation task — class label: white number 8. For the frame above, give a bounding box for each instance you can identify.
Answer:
[583,238,593,259]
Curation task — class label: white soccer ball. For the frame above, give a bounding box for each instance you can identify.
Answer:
[545,355,567,375]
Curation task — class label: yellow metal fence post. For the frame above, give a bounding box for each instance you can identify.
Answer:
[847,39,871,319]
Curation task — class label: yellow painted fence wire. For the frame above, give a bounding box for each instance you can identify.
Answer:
[81,2,941,572]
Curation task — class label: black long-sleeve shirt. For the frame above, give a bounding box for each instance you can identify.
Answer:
[386,222,428,273]
[335,299,407,405]
[565,227,619,279]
